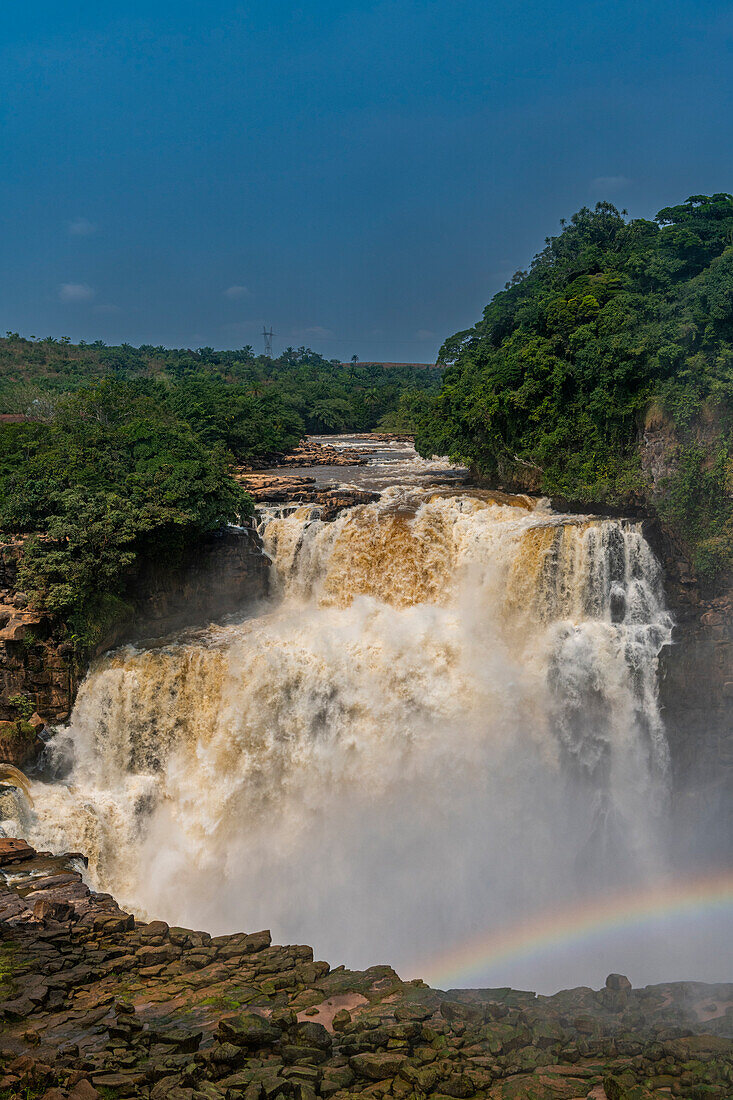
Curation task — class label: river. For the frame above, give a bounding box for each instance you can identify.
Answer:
[3,437,728,992]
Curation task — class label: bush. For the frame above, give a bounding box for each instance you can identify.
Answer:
[0,379,251,646]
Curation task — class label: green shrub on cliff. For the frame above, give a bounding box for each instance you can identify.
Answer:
[0,379,250,643]
[415,194,733,581]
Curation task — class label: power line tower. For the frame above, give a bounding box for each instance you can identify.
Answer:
[262,326,274,357]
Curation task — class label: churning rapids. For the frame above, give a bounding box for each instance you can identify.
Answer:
[4,440,718,992]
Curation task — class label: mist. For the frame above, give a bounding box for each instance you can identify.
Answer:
[8,484,727,994]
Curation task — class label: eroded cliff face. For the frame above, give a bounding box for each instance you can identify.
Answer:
[95,527,270,653]
[636,412,733,864]
[641,520,733,866]
[0,527,270,734]
[470,410,732,853]
[0,542,75,728]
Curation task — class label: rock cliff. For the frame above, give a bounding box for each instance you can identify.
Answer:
[0,527,270,731]
[643,521,733,866]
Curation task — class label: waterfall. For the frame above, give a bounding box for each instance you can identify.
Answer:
[10,487,676,990]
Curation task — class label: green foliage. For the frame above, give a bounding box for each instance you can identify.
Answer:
[656,442,733,582]
[0,340,442,438]
[0,379,250,646]
[416,194,733,580]
[378,389,434,433]
[0,345,441,641]
[8,694,34,720]
[0,944,16,1000]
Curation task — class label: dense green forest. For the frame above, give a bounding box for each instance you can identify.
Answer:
[0,381,249,647]
[0,343,441,644]
[415,194,733,583]
[0,340,441,437]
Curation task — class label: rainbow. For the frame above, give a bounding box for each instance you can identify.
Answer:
[420,869,733,988]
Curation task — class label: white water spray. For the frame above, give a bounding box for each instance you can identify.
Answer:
[11,487,678,989]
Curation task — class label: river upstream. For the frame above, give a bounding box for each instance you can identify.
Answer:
[3,437,730,993]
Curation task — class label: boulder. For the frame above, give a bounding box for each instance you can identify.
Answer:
[218,1013,282,1047]
[350,1051,408,1080]
[292,1021,332,1050]
[32,898,75,922]
[68,1082,101,1100]
[441,1000,485,1026]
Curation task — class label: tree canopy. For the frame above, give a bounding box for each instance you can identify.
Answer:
[0,380,249,644]
[415,194,733,582]
[0,344,442,641]
[0,341,442,438]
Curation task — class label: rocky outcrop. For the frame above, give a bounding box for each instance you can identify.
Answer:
[0,527,270,733]
[241,440,368,471]
[235,474,378,517]
[1,839,731,1100]
[96,527,270,652]
[0,715,45,768]
[476,409,733,868]
[636,408,732,851]
[240,435,415,472]
[0,542,76,724]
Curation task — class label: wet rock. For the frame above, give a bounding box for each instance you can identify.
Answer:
[350,1051,409,1079]
[218,1013,282,1047]
[235,473,378,518]
[241,440,368,472]
[441,1000,485,1026]
[0,837,35,865]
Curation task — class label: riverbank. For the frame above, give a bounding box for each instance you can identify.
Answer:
[1,838,731,1100]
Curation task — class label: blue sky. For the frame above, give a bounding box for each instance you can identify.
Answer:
[1,1,731,361]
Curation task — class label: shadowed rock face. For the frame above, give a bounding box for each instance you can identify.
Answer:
[0,527,270,729]
[96,528,270,652]
[1,841,731,1100]
[641,519,733,868]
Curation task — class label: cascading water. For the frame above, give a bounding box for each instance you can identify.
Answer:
[5,485,681,990]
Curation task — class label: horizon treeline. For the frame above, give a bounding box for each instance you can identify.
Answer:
[0,339,441,438]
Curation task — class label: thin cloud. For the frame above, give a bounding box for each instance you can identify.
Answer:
[416,328,435,340]
[296,325,336,340]
[590,175,630,194]
[67,217,97,236]
[224,285,251,300]
[58,282,94,303]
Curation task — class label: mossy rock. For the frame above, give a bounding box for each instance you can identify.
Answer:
[0,719,41,767]
[492,1072,583,1099]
